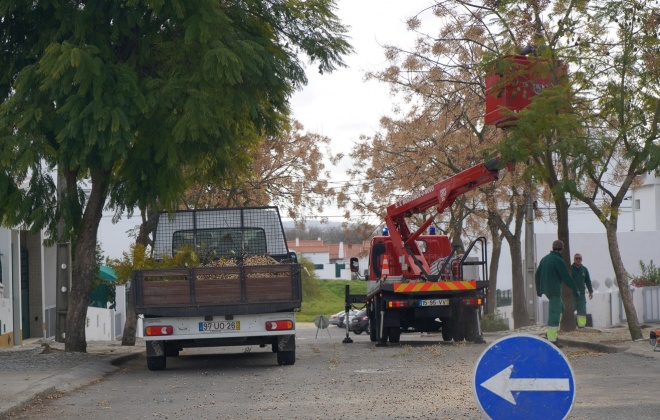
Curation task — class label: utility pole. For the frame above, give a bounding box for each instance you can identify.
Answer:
[525,192,537,322]
[55,169,71,343]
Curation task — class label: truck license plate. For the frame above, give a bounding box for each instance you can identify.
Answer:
[199,321,240,332]
[419,299,449,307]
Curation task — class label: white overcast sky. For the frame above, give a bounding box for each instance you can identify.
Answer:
[290,1,428,147]
[99,1,431,260]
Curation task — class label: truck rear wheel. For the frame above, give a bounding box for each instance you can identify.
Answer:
[164,343,180,357]
[464,308,479,342]
[452,322,466,342]
[388,327,401,343]
[369,319,377,342]
[277,347,295,365]
[276,335,296,365]
[441,319,453,342]
[147,355,166,371]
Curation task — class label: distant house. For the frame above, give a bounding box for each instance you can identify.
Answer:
[287,238,370,279]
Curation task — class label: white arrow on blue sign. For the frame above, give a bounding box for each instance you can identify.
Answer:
[473,334,576,420]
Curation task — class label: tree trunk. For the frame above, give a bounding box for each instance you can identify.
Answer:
[555,196,577,333]
[505,199,529,329]
[510,235,530,328]
[65,171,111,352]
[487,225,502,315]
[605,224,643,340]
[122,203,159,346]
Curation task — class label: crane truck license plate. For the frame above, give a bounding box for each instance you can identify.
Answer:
[419,299,449,307]
[199,321,240,332]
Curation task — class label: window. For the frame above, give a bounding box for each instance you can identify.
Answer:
[172,227,267,260]
[635,199,641,210]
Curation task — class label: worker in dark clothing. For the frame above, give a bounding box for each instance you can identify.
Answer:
[535,240,580,347]
[571,253,593,328]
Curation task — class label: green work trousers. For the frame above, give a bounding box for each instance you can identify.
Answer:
[573,294,587,316]
[573,294,588,327]
[548,296,565,328]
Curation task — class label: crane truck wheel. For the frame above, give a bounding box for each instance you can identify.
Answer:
[452,323,466,342]
[369,319,377,342]
[441,319,453,342]
[464,308,479,342]
[388,327,401,343]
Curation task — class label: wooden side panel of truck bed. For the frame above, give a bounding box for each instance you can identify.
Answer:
[134,264,302,317]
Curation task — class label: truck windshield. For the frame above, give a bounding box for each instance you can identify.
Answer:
[172,227,267,259]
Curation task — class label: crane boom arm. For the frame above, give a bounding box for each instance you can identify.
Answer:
[383,157,505,279]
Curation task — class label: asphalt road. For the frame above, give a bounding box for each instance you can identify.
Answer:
[5,325,660,420]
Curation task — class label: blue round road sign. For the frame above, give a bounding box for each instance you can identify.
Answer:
[473,334,575,420]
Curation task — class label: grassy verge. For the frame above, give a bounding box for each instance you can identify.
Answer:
[296,279,368,323]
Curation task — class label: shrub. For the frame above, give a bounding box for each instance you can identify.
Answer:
[481,312,510,332]
[628,260,660,287]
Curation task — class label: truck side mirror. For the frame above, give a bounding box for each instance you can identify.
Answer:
[288,251,298,264]
[350,257,359,273]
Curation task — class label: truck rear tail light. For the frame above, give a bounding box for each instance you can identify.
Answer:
[266,320,294,331]
[145,325,173,336]
[387,300,409,308]
[462,298,482,306]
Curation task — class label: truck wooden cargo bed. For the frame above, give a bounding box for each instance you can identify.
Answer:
[133,264,302,317]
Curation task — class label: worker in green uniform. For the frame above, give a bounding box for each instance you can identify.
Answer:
[571,253,593,328]
[535,240,580,347]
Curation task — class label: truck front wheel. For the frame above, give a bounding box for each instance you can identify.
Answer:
[147,355,166,371]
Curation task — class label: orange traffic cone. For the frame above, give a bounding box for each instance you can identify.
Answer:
[381,255,390,277]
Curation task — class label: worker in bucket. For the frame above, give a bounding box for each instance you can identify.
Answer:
[535,240,580,348]
[571,253,593,328]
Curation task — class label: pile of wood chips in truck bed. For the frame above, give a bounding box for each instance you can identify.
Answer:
[197,255,283,279]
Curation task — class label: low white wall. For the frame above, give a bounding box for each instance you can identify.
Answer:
[498,286,657,330]
[0,297,12,342]
[85,284,127,341]
[85,306,116,341]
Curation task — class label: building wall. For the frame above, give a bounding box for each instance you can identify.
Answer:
[25,232,45,339]
[303,252,330,265]
[632,174,660,231]
[0,228,12,346]
[536,231,660,289]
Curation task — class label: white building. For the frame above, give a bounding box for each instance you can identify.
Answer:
[0,226,126,348]
[0,227,57,347]
[496,172,660,328]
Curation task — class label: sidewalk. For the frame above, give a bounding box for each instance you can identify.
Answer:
[485,323,660,358]
[1,324,659,418]
[0,338,145,418]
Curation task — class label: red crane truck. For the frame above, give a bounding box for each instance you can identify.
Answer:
[346,157,507,346]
